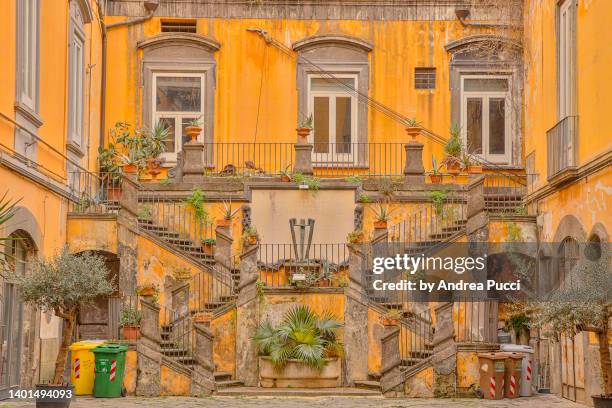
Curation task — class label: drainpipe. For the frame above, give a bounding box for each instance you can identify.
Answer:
[455,8,521,29]
[98,0,159,159]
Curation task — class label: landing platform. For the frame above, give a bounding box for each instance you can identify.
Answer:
[215,386,382,397]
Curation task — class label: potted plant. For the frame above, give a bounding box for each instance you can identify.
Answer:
[372,203,393,229]
[185,116,203,142]
[143,121,169,178]
[430,190,447,216]
[136,283,159,297]
[382,309,402,326]
[98,144,123,200]
[217,200,239,227]
[137,204,153,221]
[243,226,259,246]
[10,248,114,407]
[347,229,364,244]
[524,255,612,407]
[193,311,213,324]
[253,305,343,388]
[296,114,313,143]
[430,156,443,184]
[442,123,462,175]
[201,238,216,255]
[184,188,208,223]
[280,165,292,182]
[405,117,422,141]
[119,305,142,341]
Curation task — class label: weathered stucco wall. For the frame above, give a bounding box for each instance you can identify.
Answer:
[211,308,237,375]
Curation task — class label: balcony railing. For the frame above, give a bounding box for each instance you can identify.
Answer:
[202,142,406,177]
[547,116,578,181]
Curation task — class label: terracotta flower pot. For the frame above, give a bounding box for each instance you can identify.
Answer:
[247,235,258,245]
[296,127,311,144]
[430,174,442,184]
[281,174,291,182]
[201,243,215,255]
[382,317,400,326]
[122,325,140,341]
[146,158,161,179]
[446,162,461,175]
[123,163,138,174]
[193,312,213,324]
[106,186,122,201]
[36,384,74,408]
[405,126,421,141]
[185,125,202,142]
[467,165,483,174]
[373,220,388,229]
[217,218,231,227]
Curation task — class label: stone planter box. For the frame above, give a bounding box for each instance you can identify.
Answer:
[259,356,341,388]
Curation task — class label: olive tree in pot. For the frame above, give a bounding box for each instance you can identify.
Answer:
[10,248,114,407]
[526,253,611,407]
[253,305,343,388]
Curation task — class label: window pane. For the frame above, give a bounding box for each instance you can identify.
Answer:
[156,76,201,112]
[311,77,355,92]
[313,97,329,153]
[336,97,352,154]
[158,117,176,153]
[464,78,508,92]
[466,98,483,154]
[489,98,506,155]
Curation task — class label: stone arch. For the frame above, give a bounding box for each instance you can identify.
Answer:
[137,32,221,55]
[0,205,43,252]
[292,34,373,53]
[552,214,587,243]
[445,34,522,55]
[70,0,93,24]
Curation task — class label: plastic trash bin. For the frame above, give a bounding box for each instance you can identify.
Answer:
[478,352,507,400]
[69,340,106,395]
[501,344,534,396]
[92,343,128,398]
[502,352,523,398]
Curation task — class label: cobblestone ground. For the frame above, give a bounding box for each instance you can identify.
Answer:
[0,394,585,408]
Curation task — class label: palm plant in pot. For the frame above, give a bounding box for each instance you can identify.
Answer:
[217,200,240,227]
[253,305,343,388]
[119,305,142,341]
[372,203,394,229]
[442,123,462,175]
[9,248,114,407]
[142,121,169,177]
[430,156,443,184]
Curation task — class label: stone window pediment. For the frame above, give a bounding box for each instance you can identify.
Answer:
[137,33,220,60]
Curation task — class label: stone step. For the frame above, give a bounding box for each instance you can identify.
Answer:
[401,357,427,366]
[353,380,380,391]
[216,380,243,388]
[214,387,381,397]
[162,348,190,357]
[214,371,233,382]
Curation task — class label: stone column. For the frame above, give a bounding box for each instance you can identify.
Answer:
[118,173,139,297]
[235,242,260,386]
[343,243,369,385]
[432,302,457,398]
[190,321,215,396]
[181,141,205,183]
[214,224,233,269]
[171,281,190,317]
[380,324,403,396]
[136,295,162,397]
[372,224,389,243]
[404,141,425,184]
[466,176,488,240]
[293,143,313,175]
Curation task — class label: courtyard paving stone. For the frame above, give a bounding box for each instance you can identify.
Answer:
[0,394,585,408]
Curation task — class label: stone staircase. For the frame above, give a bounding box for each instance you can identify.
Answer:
[160,322,197,369]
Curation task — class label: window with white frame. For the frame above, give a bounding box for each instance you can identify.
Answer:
[16,0,39,112]
[558,0,574,119]
[461,76,511,163]
[152,73,205,163]
[68,2,85,149]
[307,75,358,162]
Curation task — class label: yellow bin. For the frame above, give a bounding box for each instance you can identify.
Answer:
[69,340,106,395]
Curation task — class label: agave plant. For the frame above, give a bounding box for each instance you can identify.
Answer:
[253,305,343,370]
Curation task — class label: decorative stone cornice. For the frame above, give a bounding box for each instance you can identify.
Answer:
[445,34,522,53]
[292,34,373,52]
[137,32,221,52]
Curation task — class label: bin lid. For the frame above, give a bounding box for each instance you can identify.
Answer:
[500,344,533,353]
[69,340,107,351]
[92,343,129,354]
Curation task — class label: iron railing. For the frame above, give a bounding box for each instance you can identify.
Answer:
[159,304,196,371]
[483,173,538,214]
[399,308,434,368]
[109,295,140,341]
[68,171,122,214]
[190,264,237,313]
[547,116,578,180]
[201,142,407,178]
[453,298,499,343]
[257,243,349,288]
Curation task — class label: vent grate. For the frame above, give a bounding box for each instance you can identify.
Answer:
[415,67,436,90]
[161,20,197,33]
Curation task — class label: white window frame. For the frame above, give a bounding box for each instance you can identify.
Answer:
[558,0,573,119]
[16,0,39,112]
[151,72,205,164]
[460,75,512,164]
[307,74,358,163]
[67,5,86,149]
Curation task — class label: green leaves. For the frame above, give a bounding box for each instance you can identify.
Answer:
[252,305,343,370]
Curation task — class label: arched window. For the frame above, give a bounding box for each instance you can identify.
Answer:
[557,237,579,289]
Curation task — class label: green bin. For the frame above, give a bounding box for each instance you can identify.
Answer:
[92,343,128,398]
